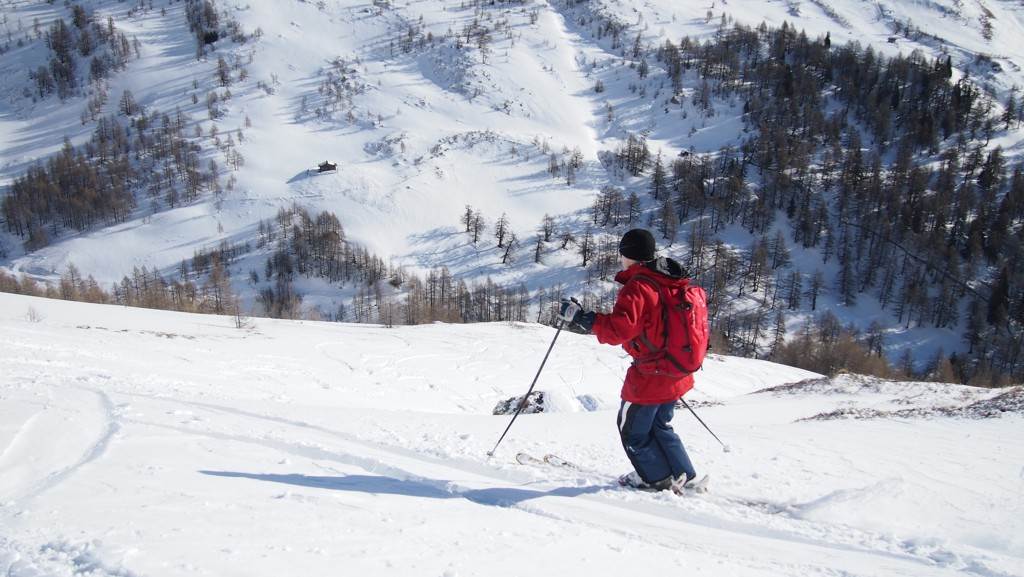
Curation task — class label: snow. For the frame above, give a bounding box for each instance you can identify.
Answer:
[3,0,1024,369]
[1,292,1021,576]
[1,9,1023,570]
[596,0,1024,93]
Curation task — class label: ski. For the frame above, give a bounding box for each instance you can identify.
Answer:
[542,453,581,469]
[515,451,545,466]
[676,474,710,495]
[618,472,711,495]
[616,473,665,493]
[515,451,583,470]
[516,452,710,496]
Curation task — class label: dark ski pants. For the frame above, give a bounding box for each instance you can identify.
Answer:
[617,400,696,483]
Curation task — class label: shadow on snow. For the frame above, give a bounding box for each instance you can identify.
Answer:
[199,470,606,507]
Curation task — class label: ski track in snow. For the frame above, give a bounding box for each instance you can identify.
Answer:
[3,386,121,505]
[0,410,43,470]
[77,386,1007,577]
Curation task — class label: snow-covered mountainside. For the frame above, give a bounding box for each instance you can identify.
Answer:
[1,292,1021,576]
[2,0,1024,379]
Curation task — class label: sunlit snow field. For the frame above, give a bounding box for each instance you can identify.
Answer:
[1,292,1020,576]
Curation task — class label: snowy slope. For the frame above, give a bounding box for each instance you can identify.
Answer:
[1,292,1021,576]
[584,0,1024,96]
[0,0,608,285]
[6,0,1024,277]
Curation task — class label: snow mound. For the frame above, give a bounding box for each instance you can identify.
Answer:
[492,390,609,415]
[793,478,910,525]
[0,538,138,577]
[801,386,1024,422]
[753,374,974,397]
[961,387,1024,417]
[492,391,545,415]
[753,374,1021,421]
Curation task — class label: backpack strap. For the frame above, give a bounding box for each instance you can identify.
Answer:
[629,273,670,355]
[630,274,693,377]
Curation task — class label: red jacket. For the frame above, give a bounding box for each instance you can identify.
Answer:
[591,260,695,404]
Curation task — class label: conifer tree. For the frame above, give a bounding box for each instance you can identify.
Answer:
[494,213,510,248]
[650,152,667,200]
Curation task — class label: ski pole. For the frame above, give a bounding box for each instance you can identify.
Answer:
[487,320,565,457]
[679,398,731,453]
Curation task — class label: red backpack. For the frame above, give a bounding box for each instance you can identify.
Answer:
[630,274,710,378]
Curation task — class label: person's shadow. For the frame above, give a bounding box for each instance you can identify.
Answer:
[199,471,609,507]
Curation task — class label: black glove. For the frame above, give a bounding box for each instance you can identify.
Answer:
[559,298,595,334]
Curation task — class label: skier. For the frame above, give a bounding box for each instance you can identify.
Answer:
[559,228,701,494]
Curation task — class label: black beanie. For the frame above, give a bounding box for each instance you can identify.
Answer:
[619,228,656,262]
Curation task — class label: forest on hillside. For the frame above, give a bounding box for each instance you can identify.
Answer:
[1,0,1021,385]
[546,3,1023,386]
